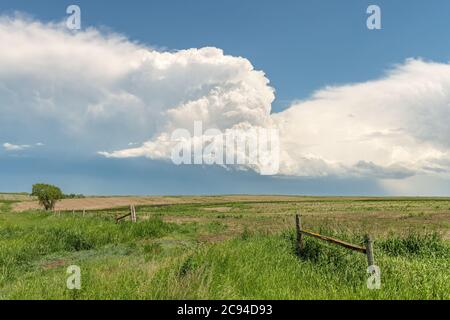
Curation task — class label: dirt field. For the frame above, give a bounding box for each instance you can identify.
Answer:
[12,195,325,211]
[13,196,184,211]
[11,194,450,212]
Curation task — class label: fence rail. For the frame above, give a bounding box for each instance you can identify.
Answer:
[116,205,137,223]
[295,214,375,267]
[299,229,367,254]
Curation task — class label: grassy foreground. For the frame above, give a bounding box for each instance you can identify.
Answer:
[0,197,449,299]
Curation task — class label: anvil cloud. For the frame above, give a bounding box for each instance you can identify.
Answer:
[2,16,450,180]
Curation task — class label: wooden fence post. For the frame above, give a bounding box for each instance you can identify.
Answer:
[130,205,137,223]
[365,235,375,267]
[295,213,303,255]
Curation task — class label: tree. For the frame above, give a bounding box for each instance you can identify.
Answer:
[31,183,63,211]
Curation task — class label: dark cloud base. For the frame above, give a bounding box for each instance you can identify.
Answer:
[1,156,386,196]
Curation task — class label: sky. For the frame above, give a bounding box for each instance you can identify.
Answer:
[1,0,450,196]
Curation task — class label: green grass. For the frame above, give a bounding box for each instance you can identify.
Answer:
[0,198,449,300]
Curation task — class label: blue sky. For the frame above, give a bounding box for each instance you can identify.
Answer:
[2,1,450,195]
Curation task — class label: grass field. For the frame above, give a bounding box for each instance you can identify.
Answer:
[0,195,449,299]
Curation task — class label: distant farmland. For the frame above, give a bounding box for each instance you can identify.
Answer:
[1,194,449,299]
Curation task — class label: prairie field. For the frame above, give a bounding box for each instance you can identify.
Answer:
[0,195,449,300]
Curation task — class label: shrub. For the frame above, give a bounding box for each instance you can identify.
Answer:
[31,183,63,211]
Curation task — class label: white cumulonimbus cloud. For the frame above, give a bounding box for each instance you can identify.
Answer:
[1,16,450,179]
